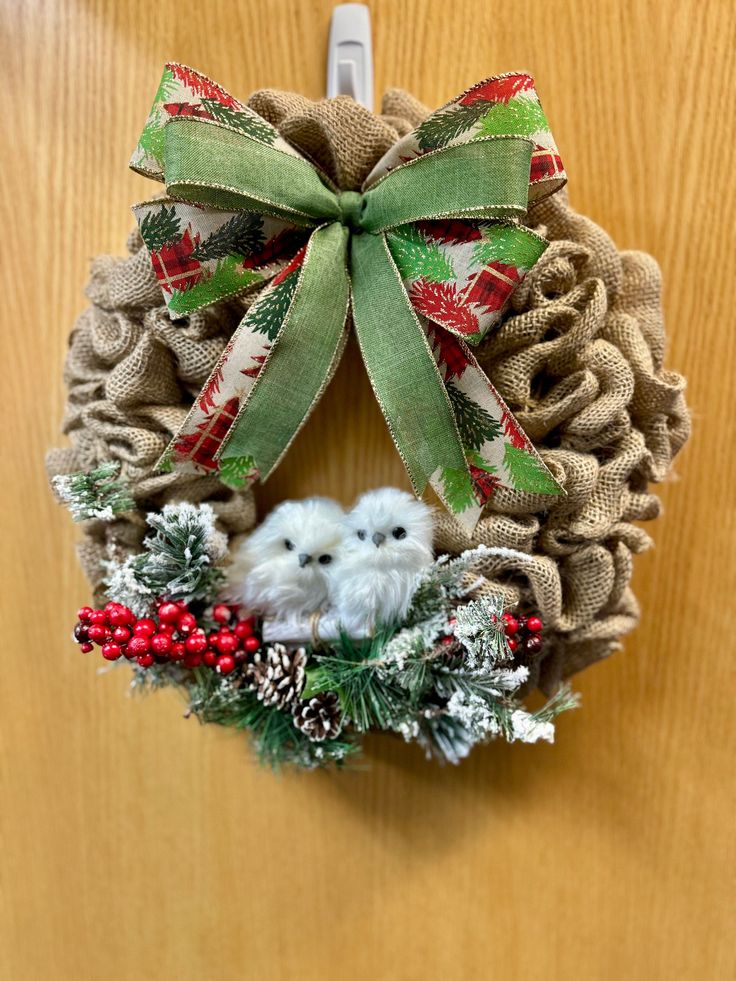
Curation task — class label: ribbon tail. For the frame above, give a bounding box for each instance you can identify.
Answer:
[421,322,564,530]
[157,243,310,485]
[350,232,468,498]
[217,222,351,480]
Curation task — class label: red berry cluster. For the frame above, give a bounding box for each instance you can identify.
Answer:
[73,601,261,675]
[501,612,544,655]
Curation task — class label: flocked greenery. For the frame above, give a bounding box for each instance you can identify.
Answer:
[52,461,135,522]
[105,502,227,617]
[120,527,578,770]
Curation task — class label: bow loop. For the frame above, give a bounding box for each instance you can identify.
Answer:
[162,117,340,224]
[131,64,567,527]
[360,137,534,233]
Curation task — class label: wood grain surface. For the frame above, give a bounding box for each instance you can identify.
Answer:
[1,1,735,979]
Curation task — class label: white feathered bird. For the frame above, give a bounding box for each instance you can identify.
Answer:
[228,497,345,618]
[330,487,434,633]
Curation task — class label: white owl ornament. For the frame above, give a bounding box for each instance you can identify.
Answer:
[330,487,434,634]
[228,497,345,618]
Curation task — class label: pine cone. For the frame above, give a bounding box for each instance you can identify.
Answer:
[245,643,307,710]
[292,691,343,742]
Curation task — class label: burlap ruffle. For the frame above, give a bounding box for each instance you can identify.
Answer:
[47,87,690,689]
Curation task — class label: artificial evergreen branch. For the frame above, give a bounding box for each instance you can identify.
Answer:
[405,545,500,625]
[304,632,408,732]
[452,594,510,668]
[52,461,135,522]
[185,668,358,768]
[105,502,227,615]
[116,535,576,769]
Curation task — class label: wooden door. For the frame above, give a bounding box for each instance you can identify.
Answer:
[2,2,734,978]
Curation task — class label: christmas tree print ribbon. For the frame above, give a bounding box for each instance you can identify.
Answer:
[130,64,567,526]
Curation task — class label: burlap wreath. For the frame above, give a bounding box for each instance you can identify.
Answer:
[47,87,690,695]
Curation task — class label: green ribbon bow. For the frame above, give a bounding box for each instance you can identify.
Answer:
[131,64,567,523]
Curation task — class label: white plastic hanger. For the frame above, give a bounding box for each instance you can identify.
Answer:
[326,4,374,110]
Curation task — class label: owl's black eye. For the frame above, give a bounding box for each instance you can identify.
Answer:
[318,554,332,565]
[392,526,407,540]
[284,539,295,551]
[357,529,367,540]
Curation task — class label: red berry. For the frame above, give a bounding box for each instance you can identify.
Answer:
[216,654,236,675]
[104,602,120,613]
[527,616,543,634]
[525,634,543,654]
[212,603,232,624]
[170,641,186,661]
[102,642,122,661]
[112,626,132,643]
[440,635,455,646]
[127,635,151,656]
[77,606,93,623]
[203,649,218,668]
[73,623,89,643]
[507,637,518,652]
[134,618,156,637]
[185,630,208,655]
[503,616,519,637]
[243,635,261,654]
[107,607,130,627]
[89,610,109,626]
[79,642,94,654]
[151,633,172,655]
[177,612,197,634]
[215,631,239,655]
[184,651,202,669]
[87,624,110,644]
[157,601,181,623]
[137,653,155,668]
[158,622,176,634]
[234,619,254,639]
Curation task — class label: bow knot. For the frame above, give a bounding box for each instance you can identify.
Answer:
[130,63,567,527]
[337,191,365,233]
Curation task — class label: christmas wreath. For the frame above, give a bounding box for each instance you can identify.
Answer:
[48,63,690,769]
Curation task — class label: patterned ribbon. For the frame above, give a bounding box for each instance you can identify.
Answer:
[131,64,567,526]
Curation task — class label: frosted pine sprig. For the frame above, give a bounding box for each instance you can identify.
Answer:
[52,461,134,522]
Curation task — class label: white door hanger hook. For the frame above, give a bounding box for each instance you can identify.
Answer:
[326,4,374,110]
